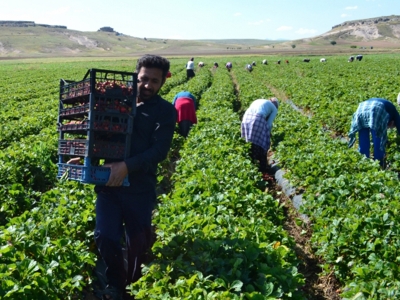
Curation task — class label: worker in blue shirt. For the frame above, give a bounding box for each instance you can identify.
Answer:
[348,97,400,168]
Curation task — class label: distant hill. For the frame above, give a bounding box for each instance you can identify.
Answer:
[0,21,277,58]
[0,17,399,59]
[294,15,400,48]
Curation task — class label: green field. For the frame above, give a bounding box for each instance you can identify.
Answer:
[1,54,400,299]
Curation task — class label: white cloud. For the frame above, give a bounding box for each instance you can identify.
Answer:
[345,6,358,10]
[248,20,264,25]
[276,26,293,31]
[233,12,242,17]
[341,13,350,18]
[295,28,318,35]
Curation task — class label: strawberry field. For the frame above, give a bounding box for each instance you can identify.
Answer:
[1,54,400,299]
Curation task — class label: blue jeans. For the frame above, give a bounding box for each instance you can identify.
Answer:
[358,128,385,161]
[94,188,156,291]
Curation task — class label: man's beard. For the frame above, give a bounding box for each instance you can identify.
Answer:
[138,87,159,102]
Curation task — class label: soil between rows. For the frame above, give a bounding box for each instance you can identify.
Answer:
[263,160,341,299]
[237,74,343,299]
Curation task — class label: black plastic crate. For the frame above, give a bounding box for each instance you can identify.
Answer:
[59,103,90,117]
[58,112,133,134]
[60,69,136,101]
[93,95,134,114]
[58,120,89,132]
[57,68,137,186]
[59,95,134,117]
[58,138,128,159]
[92,113,133,133]
[58,139,88,156]
[57,163,129,186]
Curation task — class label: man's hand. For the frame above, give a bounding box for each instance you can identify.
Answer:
[104,161,129,187]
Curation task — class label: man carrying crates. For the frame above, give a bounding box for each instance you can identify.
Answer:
[95,55,176,299]
[59,54,176,299]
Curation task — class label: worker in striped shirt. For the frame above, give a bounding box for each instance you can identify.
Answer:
[241,97,279,179]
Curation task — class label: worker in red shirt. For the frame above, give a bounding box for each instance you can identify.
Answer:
[172,91,198,138]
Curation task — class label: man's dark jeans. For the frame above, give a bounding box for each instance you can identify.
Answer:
[94,188,156,291]
[178,120,193,138]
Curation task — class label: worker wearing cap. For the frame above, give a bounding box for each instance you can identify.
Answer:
[226,62,232,71]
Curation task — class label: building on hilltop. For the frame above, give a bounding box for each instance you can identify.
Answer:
[98,26,114,32]
[0,20,66,29]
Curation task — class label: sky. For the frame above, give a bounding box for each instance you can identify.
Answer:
[0,0,398,40]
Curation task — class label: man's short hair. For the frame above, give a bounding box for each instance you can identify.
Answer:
[136,54,170,78]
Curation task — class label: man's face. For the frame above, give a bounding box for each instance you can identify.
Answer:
[137,67,165,102]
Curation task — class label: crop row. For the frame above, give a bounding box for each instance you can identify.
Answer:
[0,181,97,299]
[228,55,400,299]
[274,102,400,299]
[0,59,216,298]
[0,58,194,226]
[2,55,400,299]
[0,61,134,298]
[130,67,304,299]
[248,55,400,170]
[159,66,187,96]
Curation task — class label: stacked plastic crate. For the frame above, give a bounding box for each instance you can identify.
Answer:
[57,69,137,186]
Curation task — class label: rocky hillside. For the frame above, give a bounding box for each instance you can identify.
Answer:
[320,15,400,42]
[1,16,399,58]
[0,22,278,58]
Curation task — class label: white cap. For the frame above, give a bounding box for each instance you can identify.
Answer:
[270,97,279,108]
[397,92,400,105]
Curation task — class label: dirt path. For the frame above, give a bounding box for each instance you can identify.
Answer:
[259,84,342,299]
[267,173,341,299]
[229,71,242,114]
